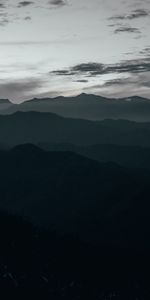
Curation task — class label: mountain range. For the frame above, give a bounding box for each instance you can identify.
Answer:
[1,111,150,147]
[0,95,150,294]
[0,144,150,246]
[39,143,150,170]
[1,93,150,122]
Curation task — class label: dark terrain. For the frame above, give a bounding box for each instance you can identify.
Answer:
[39,142,150,170]
[0,212,150,299]
[0,104,150,298]
[0,145,150,245]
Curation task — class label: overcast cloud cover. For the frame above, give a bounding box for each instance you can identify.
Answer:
[0,0,150,102]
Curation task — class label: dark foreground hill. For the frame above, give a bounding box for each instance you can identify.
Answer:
[1,112,150,147]
[0,145,150,247]
[0,146,150,297]
[0,212,150,298]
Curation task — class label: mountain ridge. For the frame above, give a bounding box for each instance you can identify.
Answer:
[0,111,150,147]
[39,142,150,170]
[1,93,150,105]
[0,145,150,245]
[1,93,150,121]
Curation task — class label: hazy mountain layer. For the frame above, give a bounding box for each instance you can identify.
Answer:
[39,143,150,170]
[1,111,150,147]
[1,94,150,122]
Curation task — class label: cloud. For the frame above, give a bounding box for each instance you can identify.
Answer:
[48,0,67,7]
[50,57,150,78]
[114,25,141,34]
[104,77,137,87]
[0,11,10,26]
[51,70,76,76]
[102,72,150,92]
[139,47,150,56]
[0,17,9,26]
[108,8,149,36]
[110,9,149,21]
[0,3,5,9]
[24,16,32,21]
[0,0,34,26]
[0,77,46,102]
[72,63,104,73]
[18,1,34,8]
[75,80,89,83]
[82,72,150,99]
[50,56,150,98]
[51,63,105,77]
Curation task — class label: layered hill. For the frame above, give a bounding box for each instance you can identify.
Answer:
[39,143,150,170]
[0,111,150,147]
[1,94,150,122]
[0,145,150,246]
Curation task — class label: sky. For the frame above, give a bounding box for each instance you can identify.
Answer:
[0,0,150,102]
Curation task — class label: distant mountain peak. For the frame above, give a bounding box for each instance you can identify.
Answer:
[78,92,89,97]
[78,93,99,98]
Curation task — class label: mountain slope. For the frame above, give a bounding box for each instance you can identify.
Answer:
[39,143,150,170]
[0,145,150,245]
[0,211,150,298]
[0,99,13,113]
[1,111,150,147]
[1,94,150,121]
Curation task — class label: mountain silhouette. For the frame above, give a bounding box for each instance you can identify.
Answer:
[0,144,150,295]
[0,98,13,114]
[0,111,150,147]
[0,145,150,246]
[1,93,150,121]
[39,143,150,170]
[0,211,150,298]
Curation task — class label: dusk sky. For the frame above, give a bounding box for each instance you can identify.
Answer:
[0,0,150,102]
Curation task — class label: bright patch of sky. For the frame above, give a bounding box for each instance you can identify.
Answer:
[0,0,150,101]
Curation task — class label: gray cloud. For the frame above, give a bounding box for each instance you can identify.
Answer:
[0,10,10,26]
[139,47,150,56]
[50,57,150,78]
[52,69,72,75]
[82,72,150,99]
[0,1,34,26]
[103,73,150,90]
[48,0,67,7]
[108,8,149,37]
[104,78,135,87]
[24,16,32,21]
[0,77,46,102]
[50,56,150,98]
[0,18,9,26]
[110,9,149,21]
[75,79,89,83]
[114,25,141,34]
[18,1,34,8]
[0,3,5,9]
[72,63,104,73]
[51,63,105,77]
